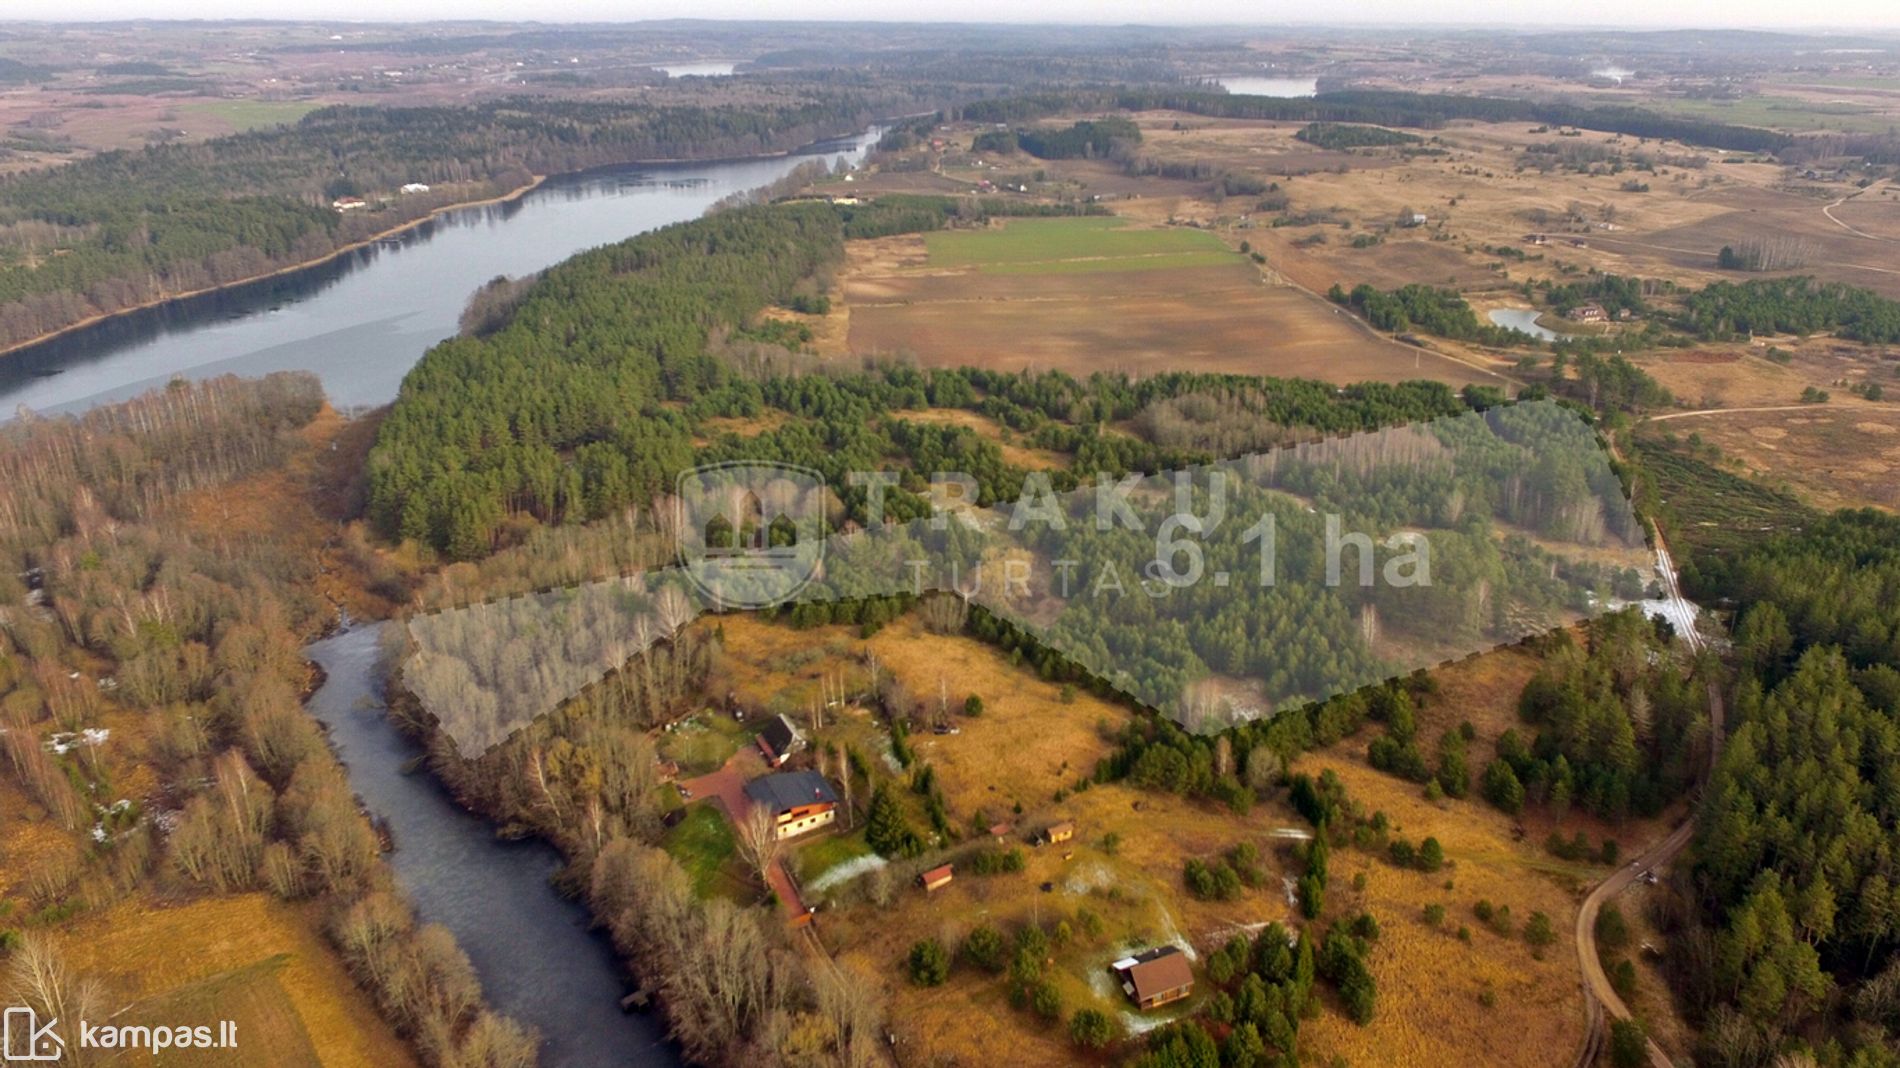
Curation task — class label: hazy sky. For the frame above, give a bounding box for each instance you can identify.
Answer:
[5,1,1898,30]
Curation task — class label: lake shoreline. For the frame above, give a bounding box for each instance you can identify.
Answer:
[0,122,882,366]
[0,175,551,364]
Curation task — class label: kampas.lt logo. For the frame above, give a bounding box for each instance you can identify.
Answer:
[3,1007,63,1062]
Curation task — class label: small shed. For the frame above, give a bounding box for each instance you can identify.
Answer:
[1112,946,1195,1010]
[757,713,805,767]
[1044,821,1075,845]
[919,864,955,893]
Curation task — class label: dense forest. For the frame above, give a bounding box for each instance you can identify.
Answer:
[0,89,917,350]
[369,195,1474,558]
[1680,277,1900,344]
[1293,123,1422,150]
[1665,511,1900,1068]
[0,376,535,1067]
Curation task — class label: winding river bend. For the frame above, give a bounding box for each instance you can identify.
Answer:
[307,624,680,1068]
[2,131,880,1064]
[0,129,877,417]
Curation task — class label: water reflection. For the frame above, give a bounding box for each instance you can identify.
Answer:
[0,130,875,418]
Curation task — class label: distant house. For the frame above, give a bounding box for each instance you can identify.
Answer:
[1112,946,1195,1010]
[1398,211,1429,228]
[400,183,431,194]
[988,821,1013,841]
[331,197,366,212]
[756,713,805,767]
[1524,233,1549,246]
[1043,821,1075,845]
[743,770,839,840]
[1567,302,1608,323]
[919,864,955,892]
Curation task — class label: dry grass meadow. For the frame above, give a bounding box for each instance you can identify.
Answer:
[54,893,416,1068]
[709,598,1625,1068]
[1645,405,1900,512]
[830,218,1497,387]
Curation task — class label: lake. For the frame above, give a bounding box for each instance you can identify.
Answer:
[1488,307,1569,342]
[1218,76,1318,98]
[0,129,877,419]
[654,62,738,78]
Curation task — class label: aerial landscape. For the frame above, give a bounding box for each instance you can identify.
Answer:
[1,6,1899,1068]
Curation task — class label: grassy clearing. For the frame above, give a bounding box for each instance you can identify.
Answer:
[55,894,415,1068]
[791,830,874,884]
[99,956,322,1068]
[1631,436,1814,560]
[863,615,1132,822]
[658,710,754,775]
[1638,94,1897,135]
[1294,748,1589,1068]
[663,803,746,900]
[179,99,320,132]
[922,216,1231,272]
[983,248,1240,275]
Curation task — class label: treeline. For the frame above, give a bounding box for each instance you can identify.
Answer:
[1680,277,1900,344]
[1486,611,1711,822]
[1294,123,1421,150]
[1665,509,1900,1065]
[0,376,533,1068]
[975,116,1142,159]
[0,90,910,350]
[1330,282,1535,347]
[954,89,1796,154]
[367,196,1091,556]
[369,193,1473,560]
[0,373,322,567]
[389,614,885,1066]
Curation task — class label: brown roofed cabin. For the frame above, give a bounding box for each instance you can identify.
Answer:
[756,713,804,768]
[1113,946,1194,1010]
[1567,302,1608,323]
[743,770,839,840]
[919,864,954,892]
[1044,821,1075,845]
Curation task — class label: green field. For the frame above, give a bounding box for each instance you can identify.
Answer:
[1638,94,1898,135]
[662,804,747,900]
[658,710,754,774]
[180,100,320,133]
[100,956,321,1068]
[792,830,874,884]
[923,216,1237,274]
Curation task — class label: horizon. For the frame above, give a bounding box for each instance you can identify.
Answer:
[1,11,1897,33]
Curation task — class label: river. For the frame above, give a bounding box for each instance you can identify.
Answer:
[306,623,679,1068]
[0,129,878,418]
[2,129,881,1066]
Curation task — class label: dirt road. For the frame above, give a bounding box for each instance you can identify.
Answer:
[1571,533,1723,1067]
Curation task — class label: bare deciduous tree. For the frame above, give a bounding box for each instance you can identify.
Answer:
[737,802,782,887]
